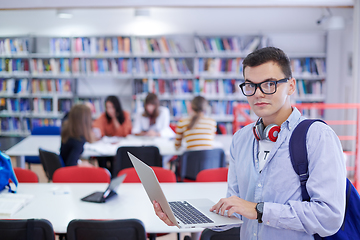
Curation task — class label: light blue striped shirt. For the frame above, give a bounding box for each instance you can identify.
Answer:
[227,107,346,240]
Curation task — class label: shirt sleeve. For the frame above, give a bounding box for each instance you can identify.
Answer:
[158,107,175,138]
[92,114,106,137]
[174,119,185,150]
[62,140,84,166]
[262,123,346,237]
[131,112,143,135]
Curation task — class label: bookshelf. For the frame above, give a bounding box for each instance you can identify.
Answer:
[0,34,327,136]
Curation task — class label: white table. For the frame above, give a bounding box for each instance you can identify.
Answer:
[4,182,228,234]
[5,135,233,168]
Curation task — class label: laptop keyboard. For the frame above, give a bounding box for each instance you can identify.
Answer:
[168,201,214,225]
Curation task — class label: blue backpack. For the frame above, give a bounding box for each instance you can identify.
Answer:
[0,151,18,193]
[289,119,360,240]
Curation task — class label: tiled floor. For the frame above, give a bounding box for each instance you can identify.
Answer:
[13,159,196,240]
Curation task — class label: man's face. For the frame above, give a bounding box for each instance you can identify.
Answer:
[243,61,295,125]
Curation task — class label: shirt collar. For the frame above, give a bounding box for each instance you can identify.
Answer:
[281,107,302,131]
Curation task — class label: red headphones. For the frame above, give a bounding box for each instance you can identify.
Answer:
[253,118,280,142]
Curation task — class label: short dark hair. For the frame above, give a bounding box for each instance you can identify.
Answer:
[242,47,292,79]
[105,95,125,125]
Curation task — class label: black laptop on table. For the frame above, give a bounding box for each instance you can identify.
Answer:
[81,174,126,203]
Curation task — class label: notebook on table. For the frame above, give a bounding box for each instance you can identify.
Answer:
[81,174,126,203]
[127,152,243,229]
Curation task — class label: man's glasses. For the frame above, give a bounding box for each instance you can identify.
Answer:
[239,78,289,96]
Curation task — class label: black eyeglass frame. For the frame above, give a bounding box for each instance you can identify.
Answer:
[239,78,290,97]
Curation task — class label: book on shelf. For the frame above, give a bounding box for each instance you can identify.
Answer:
[291,58,326,77]
[72,36,132,55]
[0,192,34,217]
[132,37,184,54]
[0,38,29,56]
[134,58,190,75]
[195,58,243,75]
[50,38,71,55]
[296,79,324,98]
[31,58,71,76]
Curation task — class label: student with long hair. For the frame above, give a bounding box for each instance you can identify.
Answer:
[60,104,96,166]
[132,93,174,138]
[174,96,216,150]
[93,95,132,138]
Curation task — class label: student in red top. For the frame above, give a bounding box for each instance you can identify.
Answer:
[93,95,132,138]
[93,95,132,172]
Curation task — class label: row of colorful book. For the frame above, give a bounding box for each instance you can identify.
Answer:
[49,38,71,55]
[72,58,133,75]
[0,38,29,56]
[71,37,131,55]
[0,59,30,73]
[296,79,324,97]
[31,79,72,94]
[0,117,30,134]
[30,59,71,75]
[134,58,191,75]
[0,98,30,112]
[131,37,185,54]
[194,58,244,75]
[194,36,263,54]
[0,79,29,95]
[291,58,326,77]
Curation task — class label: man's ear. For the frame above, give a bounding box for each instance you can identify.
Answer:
[287,78,296,95]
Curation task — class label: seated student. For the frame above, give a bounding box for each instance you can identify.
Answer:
[60,104,96,166]
[93,95,132,171]
[93,95,132,138]
[174,96,217,150]
[132,93,175,138]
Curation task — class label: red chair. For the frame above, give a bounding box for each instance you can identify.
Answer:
[52,166,111,183]
[117,167,176,183]
[13,167,39,183]
[117,166,176,240]
[196,168,228,182]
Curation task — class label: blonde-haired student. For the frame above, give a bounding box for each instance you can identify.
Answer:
[174,96,217,150]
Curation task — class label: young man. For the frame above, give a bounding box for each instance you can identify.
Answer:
[153,47,346,239]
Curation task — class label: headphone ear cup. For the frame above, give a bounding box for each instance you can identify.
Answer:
[264,124,280,142]
[253,126,261,140]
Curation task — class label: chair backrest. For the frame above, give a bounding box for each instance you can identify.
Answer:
[112,146,162,177]
[31,126,61,135]
[52,166,111,183]
[66,219,146,240]
[179,148,226,181]
[200,227,240,240]
[39,148,64,182]
[196,167,228,182]
[0,218,55,240]
[13,167,39,183]
[118,166,176,183]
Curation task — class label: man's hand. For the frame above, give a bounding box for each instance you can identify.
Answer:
[153,200,176,226]
[210,196,257,220]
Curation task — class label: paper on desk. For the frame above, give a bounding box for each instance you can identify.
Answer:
[84,141,119,155]
[0,193,34,217]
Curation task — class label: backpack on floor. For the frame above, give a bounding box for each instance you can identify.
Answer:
[0,151,18,193]
[289,119,360,240]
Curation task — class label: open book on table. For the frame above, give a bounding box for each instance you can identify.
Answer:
[0,192,34,217]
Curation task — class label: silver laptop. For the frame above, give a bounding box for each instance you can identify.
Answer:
[127,152,243,229]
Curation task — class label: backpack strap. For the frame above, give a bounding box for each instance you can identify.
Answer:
[289,119,326,202]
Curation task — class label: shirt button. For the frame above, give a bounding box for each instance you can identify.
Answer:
[258,183,262,187]
[267,221,270,225]
[253,233,257,236]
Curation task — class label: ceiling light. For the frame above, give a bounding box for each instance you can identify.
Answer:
[57,9,73,19]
